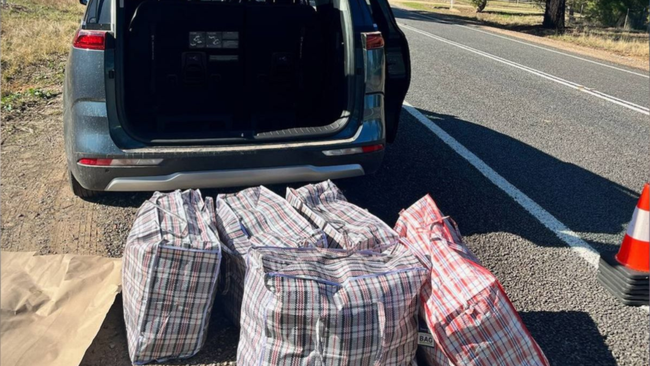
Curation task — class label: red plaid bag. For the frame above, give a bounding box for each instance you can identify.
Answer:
[215,186,327,324]
[396,195,549,366]
[394,194,478,264]
[122,190,222,364]
[286,180,398,251]
[237,245,427,366]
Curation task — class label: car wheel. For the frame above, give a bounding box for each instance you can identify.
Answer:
[69,170,99,199]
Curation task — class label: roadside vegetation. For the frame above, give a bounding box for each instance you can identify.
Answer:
[401,0,544,24]
[0,0,85,115]
[396,0,649,62]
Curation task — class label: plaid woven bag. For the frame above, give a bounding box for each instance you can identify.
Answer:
[122,190,222,364]
[395,195,549,366]
[237,245,428,366]
[286,180,398,251]
[215,186,327,324]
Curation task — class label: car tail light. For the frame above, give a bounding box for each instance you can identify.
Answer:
[78,158,163,166]
[322,144,384,156]
[73,29,106,50]
[363,32,385,50]
[78,158,112,166]
[362,32,385,95]
[361,144,384,153]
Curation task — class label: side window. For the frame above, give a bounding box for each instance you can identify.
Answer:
[84,0,112,29]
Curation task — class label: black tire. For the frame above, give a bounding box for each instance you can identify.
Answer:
[69,170,99,199]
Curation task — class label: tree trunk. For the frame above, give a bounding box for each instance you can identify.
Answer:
[542,0,565,30]
[475,0,487,12]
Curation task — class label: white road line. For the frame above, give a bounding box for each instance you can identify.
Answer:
[401,10,649,79]
[402,101,601,268]
[406,102,650,313]
[458,26,650,79]
[401,24,650,116]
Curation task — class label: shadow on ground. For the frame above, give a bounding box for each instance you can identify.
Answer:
[521,311,617,365]
[84,301,616,365]
[81,296,239,366]
[393,7,570,36]
[332,109,638,252]
[481,10,543,17]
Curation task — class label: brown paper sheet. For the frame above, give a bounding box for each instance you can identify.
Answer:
[1,252,122,366]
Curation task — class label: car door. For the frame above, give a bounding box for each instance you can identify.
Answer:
[367,0,410,143]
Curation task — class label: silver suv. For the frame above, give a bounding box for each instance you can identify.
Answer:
[65,0,410,198]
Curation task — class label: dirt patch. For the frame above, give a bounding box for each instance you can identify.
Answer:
[1,98,240,365]
[1,97,136,256]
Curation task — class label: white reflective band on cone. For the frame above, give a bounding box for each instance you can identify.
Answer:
[627,207,650,241]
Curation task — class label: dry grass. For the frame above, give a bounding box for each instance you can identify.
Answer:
[400,1,544,25]
[549,29,649,58]
[400,1,542,15]
[1,0,84,97]
[474,12,543,26]
[396,0,649,60]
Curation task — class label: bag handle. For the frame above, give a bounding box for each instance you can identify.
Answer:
[144,190,223,250]
[189,190,223,250]
[143,193,190,245]
[373,301,387,366]
[143,197,188,224]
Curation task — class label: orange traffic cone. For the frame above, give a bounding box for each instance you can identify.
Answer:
[615,183,649,272]
[598,183,649,306]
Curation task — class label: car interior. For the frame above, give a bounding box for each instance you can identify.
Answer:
[122,0,349,141]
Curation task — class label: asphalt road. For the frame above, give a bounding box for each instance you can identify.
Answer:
[347,6,647,365]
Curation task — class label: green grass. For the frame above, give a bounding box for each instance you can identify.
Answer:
[1,88,57,113]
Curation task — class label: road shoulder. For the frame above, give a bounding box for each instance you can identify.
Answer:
[392,2,649,72]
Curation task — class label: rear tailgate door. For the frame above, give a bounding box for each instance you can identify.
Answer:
[367,0,410,142]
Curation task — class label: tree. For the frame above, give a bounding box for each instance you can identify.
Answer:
[584,0,648,28]
[470,0,488,12]
[542,0,566,30]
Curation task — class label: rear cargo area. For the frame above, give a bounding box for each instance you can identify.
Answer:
[121,0,349,141]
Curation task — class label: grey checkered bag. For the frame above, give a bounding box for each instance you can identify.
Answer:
[286,180,399,251]
[237,245,428,366]
[215,186,327,324]
[122,190,222,364]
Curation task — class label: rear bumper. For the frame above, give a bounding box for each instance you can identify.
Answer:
[105,164,365,191]
[65,96,385,192]
[72,149,382,191]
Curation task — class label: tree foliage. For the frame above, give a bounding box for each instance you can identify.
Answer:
[470,0,488,12]
[540,0,648,30]
[583,0,648,28]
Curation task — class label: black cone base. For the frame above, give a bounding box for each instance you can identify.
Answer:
[598,252,649,306]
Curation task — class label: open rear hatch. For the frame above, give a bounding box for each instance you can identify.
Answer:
[113,0,357,145]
